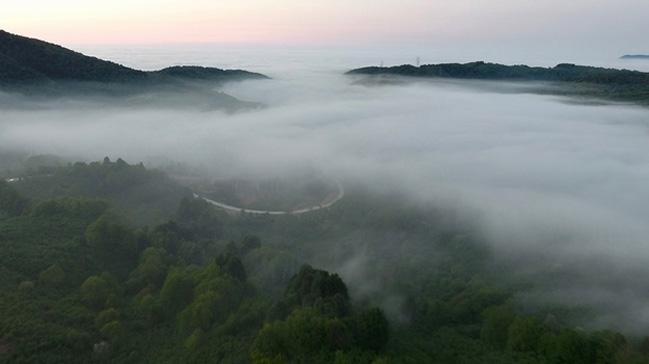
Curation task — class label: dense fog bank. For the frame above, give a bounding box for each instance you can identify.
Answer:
[2,63,649,332]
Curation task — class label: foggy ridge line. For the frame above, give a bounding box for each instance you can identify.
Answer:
[194,180,345,215]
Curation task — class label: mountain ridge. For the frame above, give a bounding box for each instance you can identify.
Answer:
[0,30,268,86]
[347,61,649,105]
[621,54,649,60]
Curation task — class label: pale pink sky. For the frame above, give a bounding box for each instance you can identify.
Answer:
[2,0,649,50]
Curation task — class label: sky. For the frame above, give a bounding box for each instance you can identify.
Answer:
[2,0,649,53]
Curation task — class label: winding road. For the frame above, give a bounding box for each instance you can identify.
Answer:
[5,175,345,216]
[194,180,345,215]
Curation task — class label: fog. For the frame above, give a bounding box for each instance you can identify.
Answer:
[3,48,649,333]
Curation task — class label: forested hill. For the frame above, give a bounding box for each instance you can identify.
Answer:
[0,30,145,83]
[347,62,649,84]
[348,61,649,104]
[0,30,268,86]
[151,66,268,82]
[621,55,649,60]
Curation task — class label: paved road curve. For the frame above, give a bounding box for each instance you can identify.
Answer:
[195,181,345,215]
[5,175,345,216]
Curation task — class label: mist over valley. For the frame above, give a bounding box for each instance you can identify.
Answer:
[3,31,649,363]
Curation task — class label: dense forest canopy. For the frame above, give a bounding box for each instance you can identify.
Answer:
[620,55,649,60]
[348,62,649,105]
[348,62,649,84]
[0,30,268,86]
[0,30,268,111]
[1,158,649,363]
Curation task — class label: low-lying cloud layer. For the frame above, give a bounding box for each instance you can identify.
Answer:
[2,71,649,333]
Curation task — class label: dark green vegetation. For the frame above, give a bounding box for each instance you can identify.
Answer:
[154,66,268,82]
[0,30,267,109]
[8,158,191,226]
[621,55,649,60]
[2,159,649,363]
[0,30,145,84]
[348,62,649,105]
[0,30,267,85]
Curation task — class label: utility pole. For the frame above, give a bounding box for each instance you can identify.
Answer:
[416,56,420,67]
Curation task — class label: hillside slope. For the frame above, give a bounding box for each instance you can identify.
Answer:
[0,30,267,86]
[348,61,649,84]
[348,61,649,104]
[0,30,146,83]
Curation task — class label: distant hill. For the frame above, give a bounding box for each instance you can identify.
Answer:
[347,61,649,105]
[347,61,649,84]
[152,66,267,82]
[621,54,649,60]
[0,30,268,87]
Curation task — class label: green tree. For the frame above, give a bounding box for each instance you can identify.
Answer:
[481,305,516,350]
[0,181,29,216]
[18,280,35,294]
[38,264,66,287]
[546,329,595,364]
[95,308,120,329]
[136,293,163,326]
[80,275,114,309]
[85,214,136,256]
[149,221,191,255]
[127,247,169,291]
[178,291,220,333]
[159,267,195,316]
[284,265,349,317]
[216,254,247,281]
[507,317,545,353]
[176,197,222,239]
[184,328,205,352]
[352,308,389,352]
[100,320,124,342]
[240,235,262,255]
